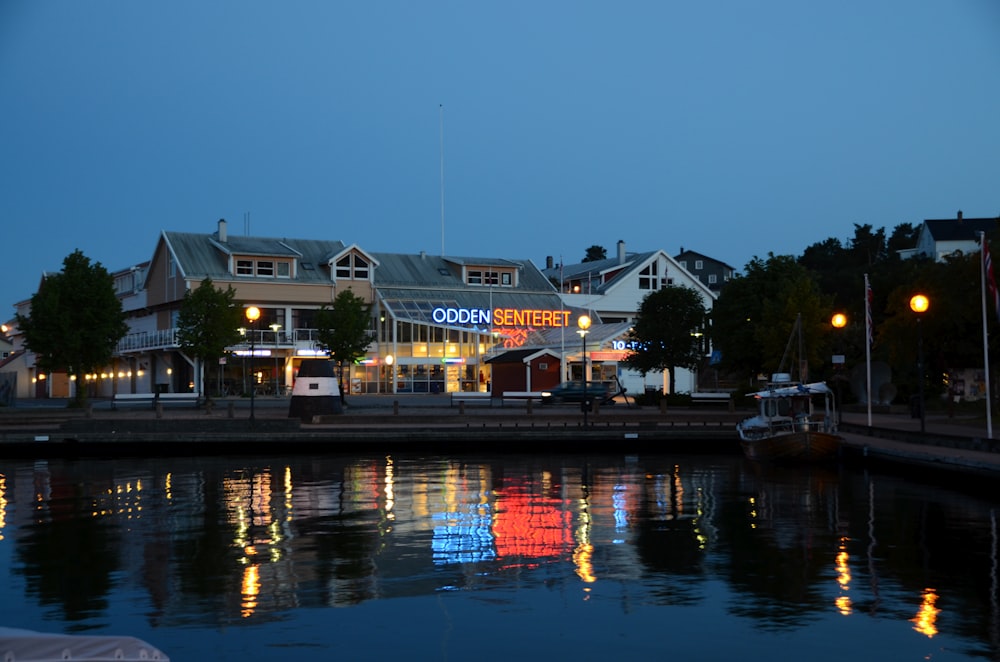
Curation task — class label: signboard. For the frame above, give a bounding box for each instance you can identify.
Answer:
[432,307,571,328]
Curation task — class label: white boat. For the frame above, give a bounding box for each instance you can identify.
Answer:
[0,627,169,661]
[737,373,842,462]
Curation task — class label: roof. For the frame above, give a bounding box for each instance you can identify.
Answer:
[162,231,346,284]
[542,248,717,300]
[370,251,554,290]
[484,348,561,364]
[924,217,998,242]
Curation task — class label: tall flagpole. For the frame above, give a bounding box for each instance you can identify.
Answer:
[865,273,873,427]
[981,231,993,438]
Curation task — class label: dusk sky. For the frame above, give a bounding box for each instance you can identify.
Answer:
[3,2,999,313]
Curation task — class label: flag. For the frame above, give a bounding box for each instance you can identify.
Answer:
[864,274,873,347]
[985,240,1000,323]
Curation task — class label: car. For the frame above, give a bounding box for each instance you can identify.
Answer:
[540,381,612,405]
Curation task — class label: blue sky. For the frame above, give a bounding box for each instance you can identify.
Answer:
[3,1,999,312]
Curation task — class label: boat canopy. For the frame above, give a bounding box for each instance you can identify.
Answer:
[750,382,832,398]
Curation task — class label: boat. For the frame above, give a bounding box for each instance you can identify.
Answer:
[736,373,842,461]
[736,313,842,462]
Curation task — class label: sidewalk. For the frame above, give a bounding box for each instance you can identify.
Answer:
[838,408,1000,475]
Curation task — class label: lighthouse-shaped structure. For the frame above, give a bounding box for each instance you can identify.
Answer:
[288,358,343,420]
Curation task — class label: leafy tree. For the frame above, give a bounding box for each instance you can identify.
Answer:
[623,285,707,392]
[315,290,373,404]
[886,222,919,257]
[711,254,813,380]
[582,245,607,262]
[15,250,128,407]
[175,278,244,404]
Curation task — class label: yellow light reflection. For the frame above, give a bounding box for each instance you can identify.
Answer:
[384,455,395,517]
[284,466,293,523]
[836,536,852,615]
[911,588,940,637]
[241,564,260,618]
[0,474,6,541]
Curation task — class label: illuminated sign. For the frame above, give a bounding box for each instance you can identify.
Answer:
[432,307,571,328]
[612,340,642,351]
[233,349,272,357]
[590,350,631,361]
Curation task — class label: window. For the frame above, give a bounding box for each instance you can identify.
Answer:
[336,254,370,280]
[236,259,254,276]
[695,260,703,270]
[501,272,512,286]
[708,274,717,284]
[277,262,290,278]
[256,260,274,277]
[467,270,482,285]
[336,256,351,278]
[485,271,499,286]
[639,262,658,290]
[679,260,687,269]
[168,257,176,277]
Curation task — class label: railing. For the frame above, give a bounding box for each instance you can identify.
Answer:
[115,327,324,354]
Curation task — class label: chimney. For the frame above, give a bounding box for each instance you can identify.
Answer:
[546,255,554,269]
[957,210,963,222]
[420,250,426,260]
[218,218,228,243]
[617,239,626,264]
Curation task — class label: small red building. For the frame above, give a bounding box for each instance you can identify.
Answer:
[486,349,562,397]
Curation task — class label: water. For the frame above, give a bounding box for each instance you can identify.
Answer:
[1,449,998,661]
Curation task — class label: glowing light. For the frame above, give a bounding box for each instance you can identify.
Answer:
[909,294,929,314]
[241,564,260,618]
[835,537,852,615]
[831,313,847,328]
[911,588,940,637]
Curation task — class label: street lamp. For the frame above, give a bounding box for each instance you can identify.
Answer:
[831,313,847,425]
[246,306,261,423]
[909,294,929,433]
[578,314,591,428]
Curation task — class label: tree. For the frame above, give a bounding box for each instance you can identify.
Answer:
[16,250,128,407]
[175,278,245,404]
[582,245,607,262]
[711,254,812,380]
[622,285,706,392]
[315,290,373,404]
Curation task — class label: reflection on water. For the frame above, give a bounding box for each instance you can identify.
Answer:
[0,452,999,660]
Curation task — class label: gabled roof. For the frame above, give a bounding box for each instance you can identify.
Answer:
[674,248,736,271]
[484,348,561,365]
[924,217,998,242]
[542,249,717,300]
[160,231,346,284]
[371,252,555,291]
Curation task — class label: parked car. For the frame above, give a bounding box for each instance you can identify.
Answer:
[540,381,612,405]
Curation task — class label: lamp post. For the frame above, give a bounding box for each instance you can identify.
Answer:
[831,313,847,425]
[909,294,929,434]
[270,323,282,395]
[578,314,591,428]
[246,306,261,423]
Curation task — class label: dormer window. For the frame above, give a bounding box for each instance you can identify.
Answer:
[336,253,370,280]
[467,268,512,286]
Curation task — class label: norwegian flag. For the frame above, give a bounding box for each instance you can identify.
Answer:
[986,240,1000,323]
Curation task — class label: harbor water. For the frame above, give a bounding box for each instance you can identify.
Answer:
[1,447,998,660]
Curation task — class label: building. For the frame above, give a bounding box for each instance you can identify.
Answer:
[4,224,729,401]
[900,211,999,262]
[541,240,718,395]
[5,219,592,399]
[674,248,735,292]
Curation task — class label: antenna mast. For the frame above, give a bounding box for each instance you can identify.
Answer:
[439,104,445,256]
